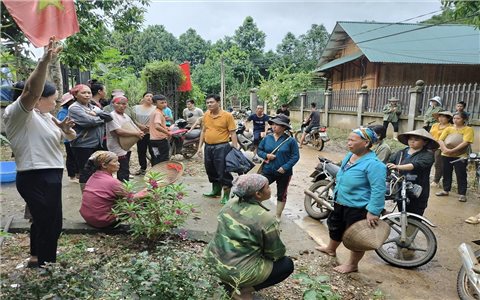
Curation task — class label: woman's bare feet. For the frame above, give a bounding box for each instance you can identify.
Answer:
[315,246,336,257]
[333,264,358,274]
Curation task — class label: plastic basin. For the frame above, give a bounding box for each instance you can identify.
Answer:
[0,161,16,183]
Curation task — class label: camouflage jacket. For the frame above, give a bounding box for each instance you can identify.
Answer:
[204,198,286,288]
[424,105,443,126]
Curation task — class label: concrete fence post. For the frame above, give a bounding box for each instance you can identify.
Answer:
[300,89,307,122]
[407,80,425,131]
[324,87,332,126]
[249,88,258,111]
[356,84,368,127]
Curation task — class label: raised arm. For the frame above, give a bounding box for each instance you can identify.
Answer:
[20,37,62,111]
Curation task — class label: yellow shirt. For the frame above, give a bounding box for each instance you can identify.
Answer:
[439,126,474,157]
[430,123,452,141]
[203,110,236,144]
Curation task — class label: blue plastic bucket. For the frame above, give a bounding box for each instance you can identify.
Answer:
[0,161,16,183]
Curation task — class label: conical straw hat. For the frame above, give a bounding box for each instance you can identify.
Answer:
[397,128,439,150]
[342,219,391,251]
[147,160,184,187]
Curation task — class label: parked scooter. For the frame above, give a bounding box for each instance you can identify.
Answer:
[169,119,200,159]
[236,122,255,152]
[294,121,329,151]
[304,160,438,268]
[457,240,480,300]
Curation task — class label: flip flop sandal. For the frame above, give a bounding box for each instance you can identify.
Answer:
[465,216,480,224]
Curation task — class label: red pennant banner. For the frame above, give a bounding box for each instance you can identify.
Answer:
[3,0,80,48]
[178,62,192,92]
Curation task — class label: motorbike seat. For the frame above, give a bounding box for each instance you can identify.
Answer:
[325,163,340,177]
[185,129,201,139]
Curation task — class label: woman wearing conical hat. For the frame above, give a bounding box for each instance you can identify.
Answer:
[386,129,438,216]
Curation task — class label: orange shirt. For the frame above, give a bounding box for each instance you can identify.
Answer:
[149,109,168,140]
[430,123,452,141]
[203,110,236,144]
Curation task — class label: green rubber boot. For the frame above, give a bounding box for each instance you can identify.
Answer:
[203,182,222,198]
[220,187,231,205]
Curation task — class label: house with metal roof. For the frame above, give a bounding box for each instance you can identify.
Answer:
[316,21,480,90]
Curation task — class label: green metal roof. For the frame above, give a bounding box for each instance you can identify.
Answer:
[315,51,363,72]
[318,22,480,70]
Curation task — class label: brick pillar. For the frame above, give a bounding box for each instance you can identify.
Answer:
[324,87,332,126]
[407,80,425,131]
[356,84,368,127]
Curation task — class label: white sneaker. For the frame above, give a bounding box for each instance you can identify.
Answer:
[430,181,439,188]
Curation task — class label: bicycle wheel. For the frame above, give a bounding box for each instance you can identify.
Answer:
[457,249,480,300]
[375,217,437,268]
[304,180,334,220]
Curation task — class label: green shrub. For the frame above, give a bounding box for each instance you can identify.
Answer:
[292,273,341,300]
[112,171,197,241]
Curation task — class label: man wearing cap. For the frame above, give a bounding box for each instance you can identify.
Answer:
[196,94,238,204]
[382,96,402,141]
[387,129,437,216]
[423,96,443,132]
[106,95,144,182]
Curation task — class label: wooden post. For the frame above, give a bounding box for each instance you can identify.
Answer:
[357,84,368,127]
[407,80,425,131]
[220,56,225,110]
[324,87,332,126]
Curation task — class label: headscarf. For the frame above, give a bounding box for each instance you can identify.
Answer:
[232,174,268,200]
[88,151,117,169]
[352,127,378,144]
[70,84,90,97]
[112,95,128,104]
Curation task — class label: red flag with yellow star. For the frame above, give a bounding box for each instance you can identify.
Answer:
[178,62,192,92]
[3,0,79,48]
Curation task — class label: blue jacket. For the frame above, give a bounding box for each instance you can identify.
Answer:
[257,134,299,176]
[335,151,386,216]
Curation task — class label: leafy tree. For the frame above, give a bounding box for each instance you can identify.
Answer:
[233,16,266,56]
[275,32,305,71]
[178,28,211,67]
[61,0,149,69]
[258,66,312,108]
[442,0,480,28]
[299,24,329,70]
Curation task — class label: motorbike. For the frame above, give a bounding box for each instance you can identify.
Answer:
[304,159,438,268]
[457,240,480,300]
[169,119,201,159]
[236,122,255,152]
[294,121,329,151]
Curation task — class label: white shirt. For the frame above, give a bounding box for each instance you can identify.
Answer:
[3,100,64,171]
[106,110,134,156]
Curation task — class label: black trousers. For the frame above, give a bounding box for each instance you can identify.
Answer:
[151,139,170,166]
[136,134,154,170]
[117,151,131,182]
[263,173,292,202]
[204,142,233,187]
[327,203,367,242]
[441,156,468,195]
[65,142,78,178]
[254,256,294,290]
[383,120,399,133]
[71,147,101,184]
[16,169,63,266]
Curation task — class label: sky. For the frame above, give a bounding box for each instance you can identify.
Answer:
[143,0,443,50]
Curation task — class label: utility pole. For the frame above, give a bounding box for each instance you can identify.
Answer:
[220,55,225,110]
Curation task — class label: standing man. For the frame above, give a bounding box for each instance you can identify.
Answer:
[246,105,270,162]
[298,102,320,148]
[382,96,402,141]
[423,96,443,132]
[183,99,204,128]
[149,95,171,165]
[276,104,290,117]
[197,94,239,205]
